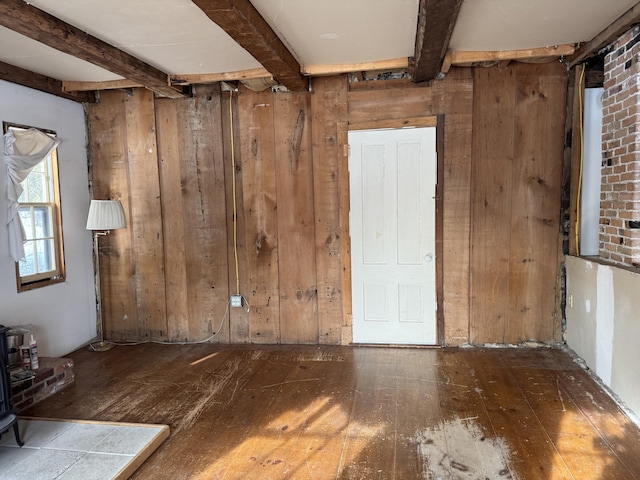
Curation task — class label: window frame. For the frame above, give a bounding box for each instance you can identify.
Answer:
[4,122,66,292]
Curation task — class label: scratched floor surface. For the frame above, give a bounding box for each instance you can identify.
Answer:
[22,344,640,479]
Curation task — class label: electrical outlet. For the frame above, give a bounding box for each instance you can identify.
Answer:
[230,294,243,308]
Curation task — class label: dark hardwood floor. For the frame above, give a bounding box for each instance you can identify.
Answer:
[21,344,640,479]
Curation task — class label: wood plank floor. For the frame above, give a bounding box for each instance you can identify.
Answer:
[20,344,640,479]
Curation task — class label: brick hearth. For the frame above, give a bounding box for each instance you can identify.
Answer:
[11,357,74,411]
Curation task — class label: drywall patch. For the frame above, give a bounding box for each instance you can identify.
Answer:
[595,265,615,386]
[413,417,515,479]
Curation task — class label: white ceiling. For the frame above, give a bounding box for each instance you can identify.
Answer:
[0,0,638,84]
[450,0,638,51]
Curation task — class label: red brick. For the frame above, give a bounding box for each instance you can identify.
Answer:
[611,218,625,228]
[628,103,640,116]
[623,95,639,109]
[622,115,640,128]
[605,243,618,252]
[610,252,624,263]
[621,153,638,163]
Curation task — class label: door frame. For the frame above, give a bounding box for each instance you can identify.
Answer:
[338,115,445,345]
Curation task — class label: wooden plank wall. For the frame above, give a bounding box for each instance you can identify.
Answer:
[87,62,567,346]
[470,62,567,344]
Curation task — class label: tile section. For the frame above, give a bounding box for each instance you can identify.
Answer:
[0,419,169,480]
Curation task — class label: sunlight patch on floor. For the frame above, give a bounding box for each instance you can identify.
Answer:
[194,396,382,479]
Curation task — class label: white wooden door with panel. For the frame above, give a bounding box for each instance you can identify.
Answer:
[349,127,437,345]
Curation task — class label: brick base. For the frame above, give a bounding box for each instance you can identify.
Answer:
[11,357,74,411]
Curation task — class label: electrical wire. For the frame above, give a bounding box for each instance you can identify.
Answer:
[230,90,240,295]
[575,64,586,256]
[100,295,251,348]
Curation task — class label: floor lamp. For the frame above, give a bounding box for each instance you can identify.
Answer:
[86,200,126,352]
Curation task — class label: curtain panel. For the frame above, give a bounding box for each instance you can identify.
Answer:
[4,128,61,262]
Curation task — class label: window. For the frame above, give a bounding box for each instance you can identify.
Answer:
[5,124,65,291]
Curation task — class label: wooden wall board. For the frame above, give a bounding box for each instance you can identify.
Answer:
[435,116,446,344]
[174,85,230,342]
[508,63,566,342]
[222,92,251,343]
[347,86,433,125]
[337,122,352,344]
[348,76,445,91]
[432,69,474,345]
[470,66,516,345]
[237,86,281,343]
[311,76,348,344]
[123,89,167,341]
[274,91,319,344]
[87,90,138,341]
[154,97,190,341]
[470,63,566,345]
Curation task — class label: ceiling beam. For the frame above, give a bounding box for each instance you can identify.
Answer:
[442,44,576,72]
[191,0,307,91]
[410,0,464,82]
[62,79,143,92]
[170,67,272,86]
[0,0,184,98]
[0,60,94,103]
[570,2,640,68]
[301,58,409,76]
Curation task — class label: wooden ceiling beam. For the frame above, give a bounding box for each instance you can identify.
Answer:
[170,67,272,86]
[570,2,640,68]
[191,0,307,91]
[0,0,184,98]
[0,60,94,103]
[62,79,143,93]
[442,44,576,72]
[410,0,464,82]
[301,58,409,76]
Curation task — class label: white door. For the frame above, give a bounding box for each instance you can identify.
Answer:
[349,127,437,345]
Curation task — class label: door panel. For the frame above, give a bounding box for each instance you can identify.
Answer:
[350,127,437,345]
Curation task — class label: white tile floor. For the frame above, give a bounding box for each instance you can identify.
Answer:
[0,419,168,480]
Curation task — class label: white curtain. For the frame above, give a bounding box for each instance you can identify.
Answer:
[4,128,61,262]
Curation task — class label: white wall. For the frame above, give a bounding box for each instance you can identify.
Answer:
[580,88,603,256]
[566,255,640,418]
[0,80,96,357]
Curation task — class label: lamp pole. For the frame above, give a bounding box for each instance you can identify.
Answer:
[86,200,126,352]
[89,231,114,352]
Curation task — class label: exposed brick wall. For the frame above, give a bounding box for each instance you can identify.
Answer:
[602,26,640,266]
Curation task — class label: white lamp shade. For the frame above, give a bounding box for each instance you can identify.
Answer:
[86,200,126,230]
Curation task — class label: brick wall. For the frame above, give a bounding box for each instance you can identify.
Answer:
[602,26,640,266]
[12,357,74,411]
